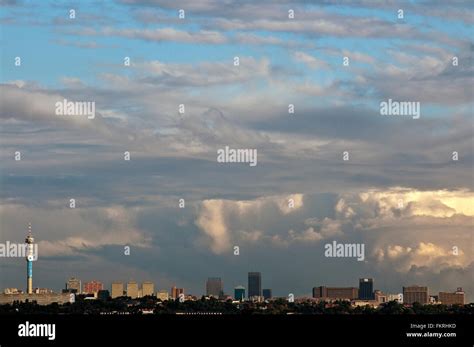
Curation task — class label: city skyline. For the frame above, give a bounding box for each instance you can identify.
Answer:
[2,232,468,303]
[2,223,473,301]
[0,223,468,310]
[4,274,467,304]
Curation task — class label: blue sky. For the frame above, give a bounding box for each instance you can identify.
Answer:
[0,0,473,301]
[2,1,471,93]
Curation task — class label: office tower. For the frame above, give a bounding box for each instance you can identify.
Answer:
[206,277,224,298]
[111,282,124,299]
[171,286,184,299]
[234,286,245,301]
[127,281,139,298]
[142,282,155,297]
[403,286,429,304]
[25,223,34,294]
[312,286,359,300]
[248,272,262,299]
[171,286,177,299]
[66,277,82,294]
[83,281,103,294]
[157,290,169,301]
[439,288,465,305]
[359,278,374,300]
[374,290,386,303]
[263,289,272,300]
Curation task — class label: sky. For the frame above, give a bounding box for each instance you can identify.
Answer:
[0,0,473,301]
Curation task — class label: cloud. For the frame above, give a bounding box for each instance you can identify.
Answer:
[375,242,467,273]
[195,194,305,253]
[0,83,125,139]
[234,33,286,46]
[358,45,474,104]
[287,218,343,243]
[292,51,329,70]
[277,194,304,214]
[134,56,271,87]
[191,188,472,271]
[54,39,103,49]
[211,16,423,40]
[195,199,231,254]
[38,229,150,257]
[0,204,151,258]
[77,27,228,44]
[327,188,473,278]
[124,0,474,28]
[0,83,90,125]
[341,50,375,64]
[350,188,474,219]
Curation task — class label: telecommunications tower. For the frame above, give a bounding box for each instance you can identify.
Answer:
[25,223,35,294]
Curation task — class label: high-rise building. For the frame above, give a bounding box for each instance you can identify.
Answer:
[111,282,124,299]
[127,281,139,298]
[248,272,262,299]
[157,290,169,301]
[25,223,35,294]
[206,277,223,298]
[403,286,429,304]
[439,288,465,305]
[66,277,81,294]
[359,278,374,300]
[312,286,359,300]
[142,282,154,297]
[171,286,184,299]
[234,286,245,301]
[263,289,272,300]
[83,281,103,294]
[374,290,386,303]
